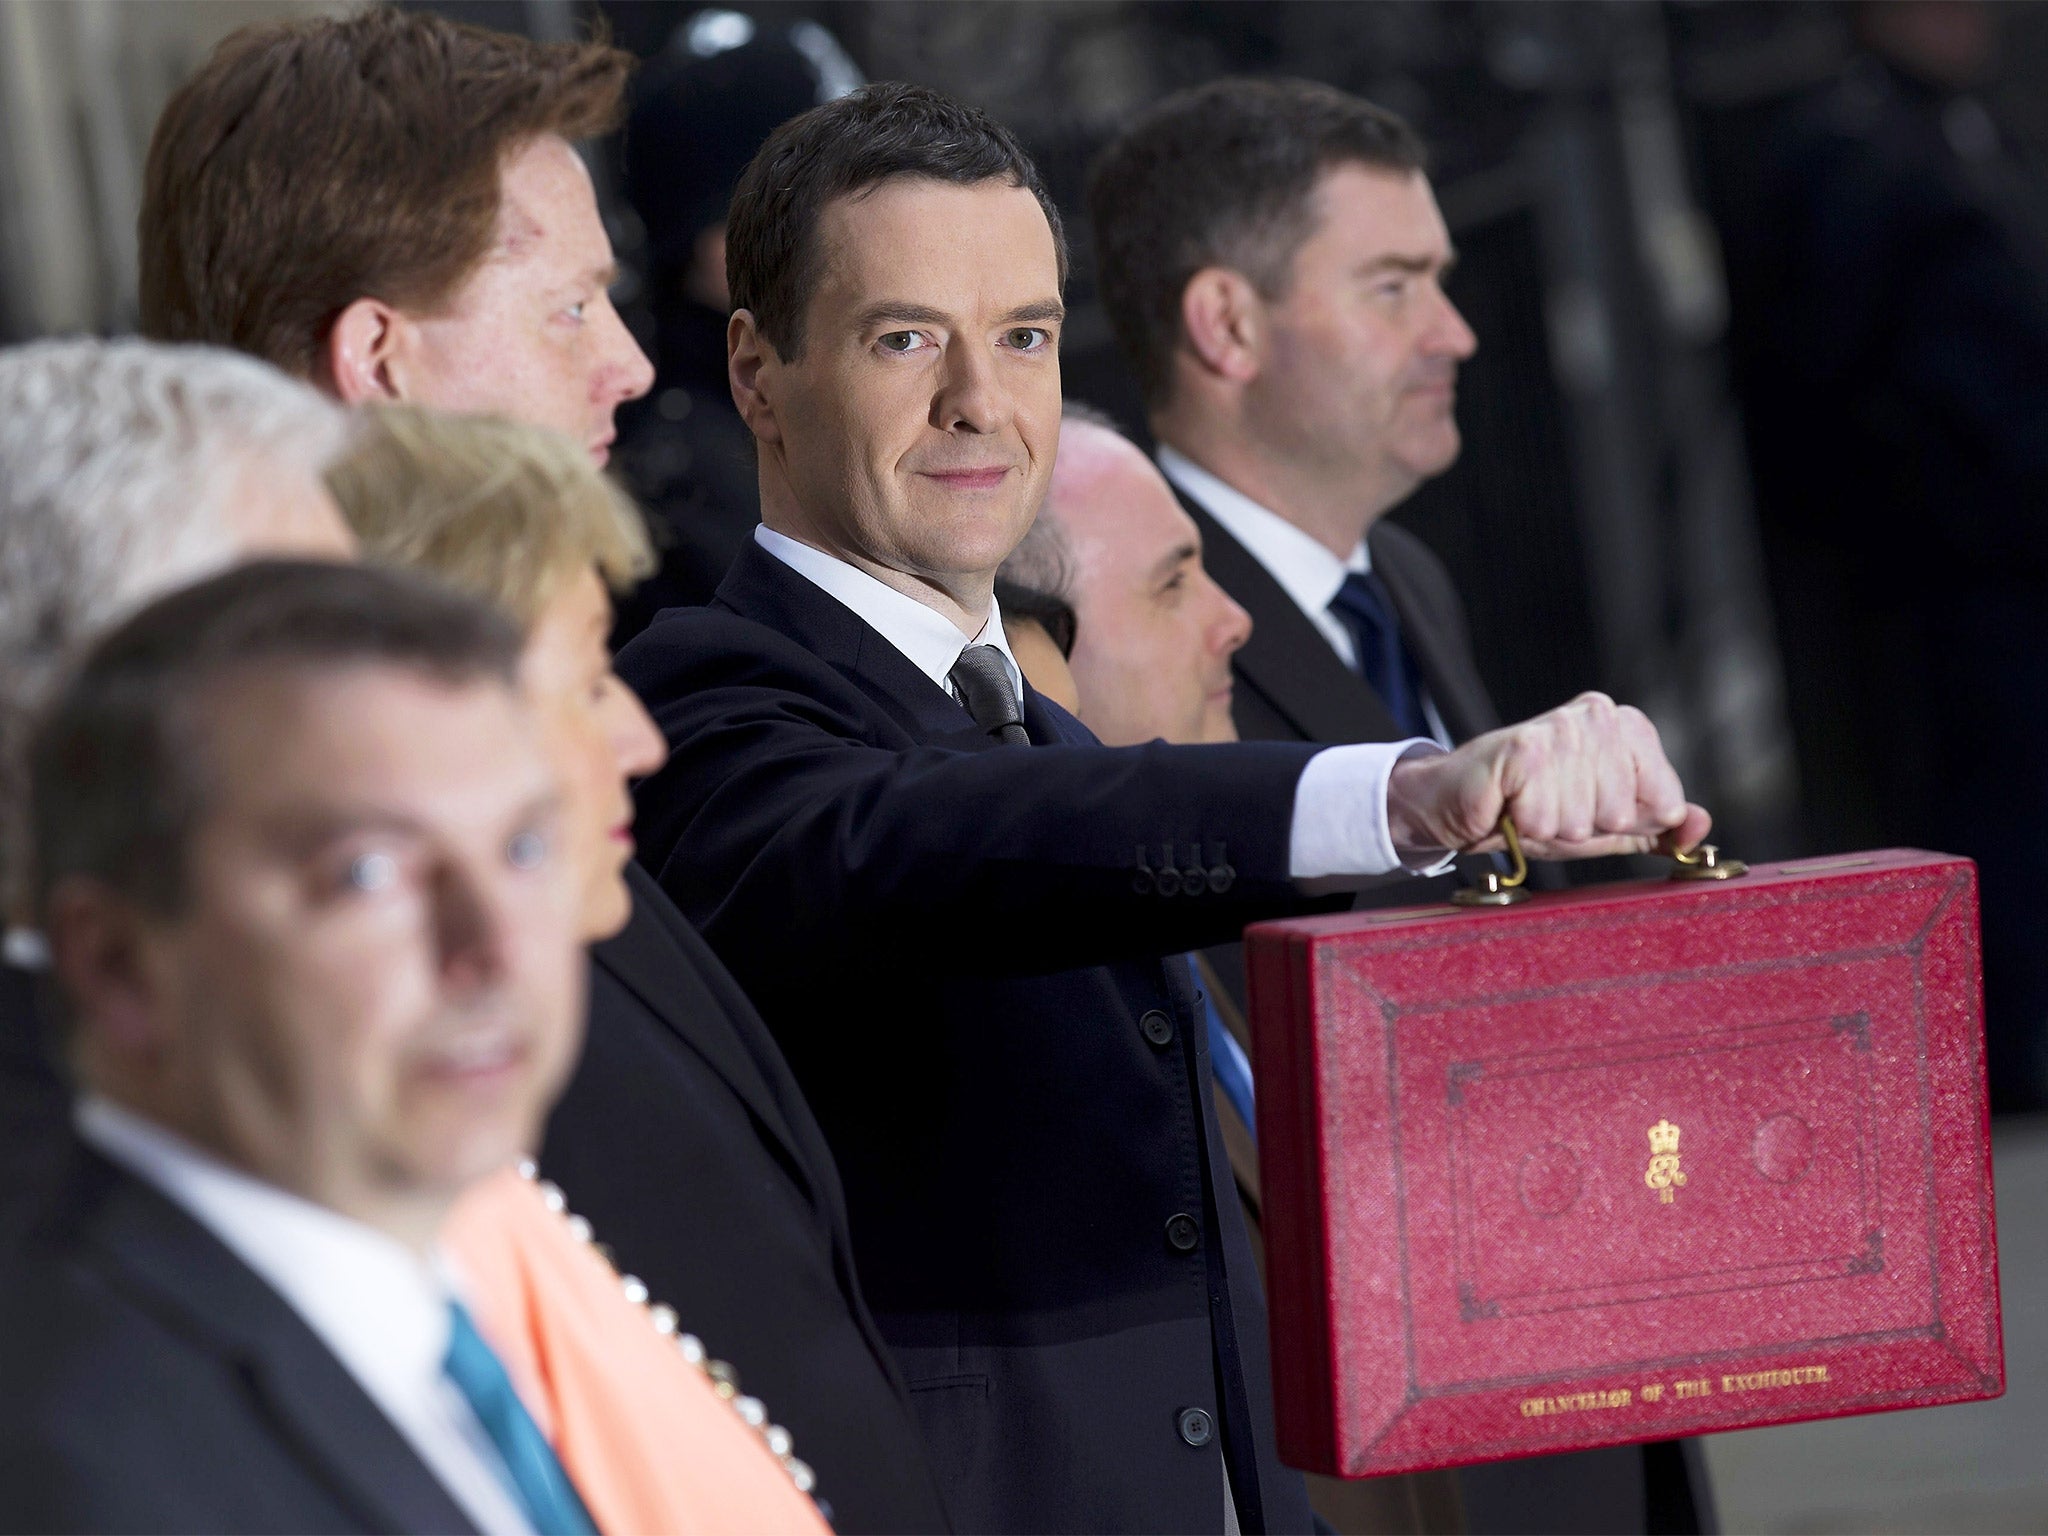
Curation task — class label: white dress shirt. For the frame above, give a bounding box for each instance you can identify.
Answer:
[74,1096,538,1536]
[1157,447,1453,749]
[757,526,1027,703]
[753,524,1445,880]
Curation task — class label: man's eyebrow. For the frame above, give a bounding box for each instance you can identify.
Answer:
[853,301,953,331]
[1000,299,1066,325]
[259,786,563,850]
[1359,251,1455,277]
[850,299,1067,332]
[1148,540,1202,584]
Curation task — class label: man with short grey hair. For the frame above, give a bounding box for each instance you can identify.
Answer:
[0,337,356,1202]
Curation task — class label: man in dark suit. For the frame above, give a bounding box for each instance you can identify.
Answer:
[618,81,1707,1535]
[0,562,593,1532]
[1089,77,1714,1536]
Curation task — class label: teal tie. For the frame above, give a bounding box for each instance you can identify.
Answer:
[442,1300,598,1536]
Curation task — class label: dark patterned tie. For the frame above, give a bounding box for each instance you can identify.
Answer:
[1327,569,1431,739]
[948,644,1030,746]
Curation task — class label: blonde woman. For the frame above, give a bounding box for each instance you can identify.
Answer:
[325,408,947,1533]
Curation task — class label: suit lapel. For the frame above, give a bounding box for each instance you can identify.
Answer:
[717,541,1020,754]
[1179,491,1408,746]
[1022,687,1095,747]
[594,865,818,1202]
[70,1148,478,1536]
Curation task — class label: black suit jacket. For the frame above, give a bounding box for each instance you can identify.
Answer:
[539,863,950,1532]
[616,542,1327,1534]
[1,961,72,1227]
[0,1141,479,1534]
[1181,485,1713,1536]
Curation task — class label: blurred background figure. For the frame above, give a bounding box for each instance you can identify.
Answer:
[1709,0,2048,1111]
[0,338,354,1209]
[610,8,861,636]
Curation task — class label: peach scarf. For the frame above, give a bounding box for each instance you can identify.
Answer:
[442,1167,833,1536]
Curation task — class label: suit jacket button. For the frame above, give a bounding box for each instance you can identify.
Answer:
[1165,1212,1200,1252]
[1140,1009,1174,1046]
[1177,1407,1214,1447]
[1208,865,1235,894]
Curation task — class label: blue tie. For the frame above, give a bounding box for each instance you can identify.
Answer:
[1328,569,1430,739]
[1187,958,1256,1141]
[442,1300,598,1536]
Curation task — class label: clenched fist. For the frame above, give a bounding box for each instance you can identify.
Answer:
[1386,692,1711,860]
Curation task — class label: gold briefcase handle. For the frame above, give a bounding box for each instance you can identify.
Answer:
[1450,815,1747,907]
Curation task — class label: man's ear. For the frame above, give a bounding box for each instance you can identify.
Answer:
[1180,268,1267,386]
[43,881,168,1060]
[324,297,410,405]
[727,308,784,448]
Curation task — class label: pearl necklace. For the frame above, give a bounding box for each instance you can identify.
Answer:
[515,1160,820,1500]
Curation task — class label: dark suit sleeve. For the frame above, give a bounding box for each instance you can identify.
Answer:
[621,609,1329,989]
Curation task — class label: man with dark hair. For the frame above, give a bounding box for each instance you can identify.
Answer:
[620,80,1706,1533]
[139,4,653,458]
[1087,78,1478,767]
[0,560,596,1530]
[1090,78,1714,1535]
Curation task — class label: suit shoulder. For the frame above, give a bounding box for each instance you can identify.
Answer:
[616,603,839,695]
[1371,518,1456,584]
[1373,519,1473,622]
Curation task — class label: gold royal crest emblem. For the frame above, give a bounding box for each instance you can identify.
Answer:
[1645,1119,1686,1204]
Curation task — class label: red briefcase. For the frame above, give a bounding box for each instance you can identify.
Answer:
[1244,846,2002,1478]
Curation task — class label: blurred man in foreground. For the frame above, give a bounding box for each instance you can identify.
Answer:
[329,408,947,1529]
[0,339,355,1204]
[0,562,594,1531]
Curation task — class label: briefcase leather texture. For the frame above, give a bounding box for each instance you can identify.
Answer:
[1245,849,2002,1477]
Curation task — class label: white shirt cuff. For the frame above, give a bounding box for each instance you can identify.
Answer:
[1287,739,1455,887]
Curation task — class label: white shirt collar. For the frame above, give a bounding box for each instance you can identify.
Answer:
[1163,448,1368,618]
[1156,446,1371,618]
[754,524,1027,703]
[1156,444,1377,674]
[74,1095,453,1408]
